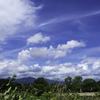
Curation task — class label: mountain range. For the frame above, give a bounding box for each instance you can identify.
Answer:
[6,77,65,85]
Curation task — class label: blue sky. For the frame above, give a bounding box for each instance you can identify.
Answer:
[0,0,100,82]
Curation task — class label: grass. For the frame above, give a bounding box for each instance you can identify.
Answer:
[0,74,100,100]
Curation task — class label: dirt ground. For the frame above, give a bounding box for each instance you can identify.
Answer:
[60,92,100,97]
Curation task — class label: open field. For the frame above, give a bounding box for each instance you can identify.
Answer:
[0,92,100,97]
[55,92,100,97]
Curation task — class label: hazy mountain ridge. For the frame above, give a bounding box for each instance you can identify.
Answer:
[6,77,65,85]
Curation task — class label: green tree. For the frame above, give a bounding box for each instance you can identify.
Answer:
[71,76,83,91]
[72,83,84,93]
[82,78,100,92]
[54,78,60,85]
[0,79,11,93]
[96,80,100,87]
[22,83,31,92]
[0,78,22,93]
[65,76,73,85]
[9,82,22,91]
[33,77,48,86]
[64,76,73,90]
[32,77,49,96]
[73,76,83,85]
[83,78,96,83]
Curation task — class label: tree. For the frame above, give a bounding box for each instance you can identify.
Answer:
[72,83,84,93]
[65,76,73,85]
[96,80,100,87]
[0,79,10,93]
[0,78,23,93]
[54,78,60,85]
[82,78,100,92]
[32,77,49,96]
[83,78,96,83]
[72,76,83,85]
[64,76,73,90]
[64,76,83,92]
[22,83,31,92]
[9,82,22,91]
[32,77,48,86]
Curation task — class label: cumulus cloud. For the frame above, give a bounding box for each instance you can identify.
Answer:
[0,40,90,81]
[77,56,100,70]
[29,46,67,59]
[0,59,42,79]
[0,56,100,81]
[18,50,31,64]
[18,64,41,73]
[0,58,73,79]
[61,63,73,67]
[77,64,88,70]
[57,40,85,50]
[30,47,49,59]
[0,59,20,78]
[0,0,42,42]
[29,40,85,59]
[27,32,50,45]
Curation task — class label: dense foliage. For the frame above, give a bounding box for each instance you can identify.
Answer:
[1,75,100,96]
[1,74,100,100]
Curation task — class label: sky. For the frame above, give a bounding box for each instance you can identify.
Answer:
[0,0,100,82]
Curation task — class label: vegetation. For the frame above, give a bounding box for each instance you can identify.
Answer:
[0,74,100,99]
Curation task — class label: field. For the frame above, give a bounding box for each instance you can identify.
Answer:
[1,74,100,100]
[60,92,99,97]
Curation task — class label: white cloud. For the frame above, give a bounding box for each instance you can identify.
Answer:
[53,50,66,59]
[18,64,41,73]
[0,56,100,81]
[57,40,85,50]
[27,32,50,45]
[61,63,73,67]
[77,56,100,70]
[0,40,89,81]
[0,59,42,78]
[18,50,31,64]
[92,60,100,70]
[42,65,55,72]
[77,64,88,70]
[29,46,67,59]
[45,60,51,64]
[30,47,49,59]
[0,59,20,78]
[29,40,85,59]
[0,0,42,42]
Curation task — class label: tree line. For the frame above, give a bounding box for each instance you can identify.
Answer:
[0,75,100,96]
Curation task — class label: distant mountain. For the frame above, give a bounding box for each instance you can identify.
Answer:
[6,77,11,80]
[44,78,65,85]
[6,77,16,80]
[6,77,65,85]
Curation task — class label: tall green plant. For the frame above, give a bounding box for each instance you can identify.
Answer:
[3,74,23,100]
